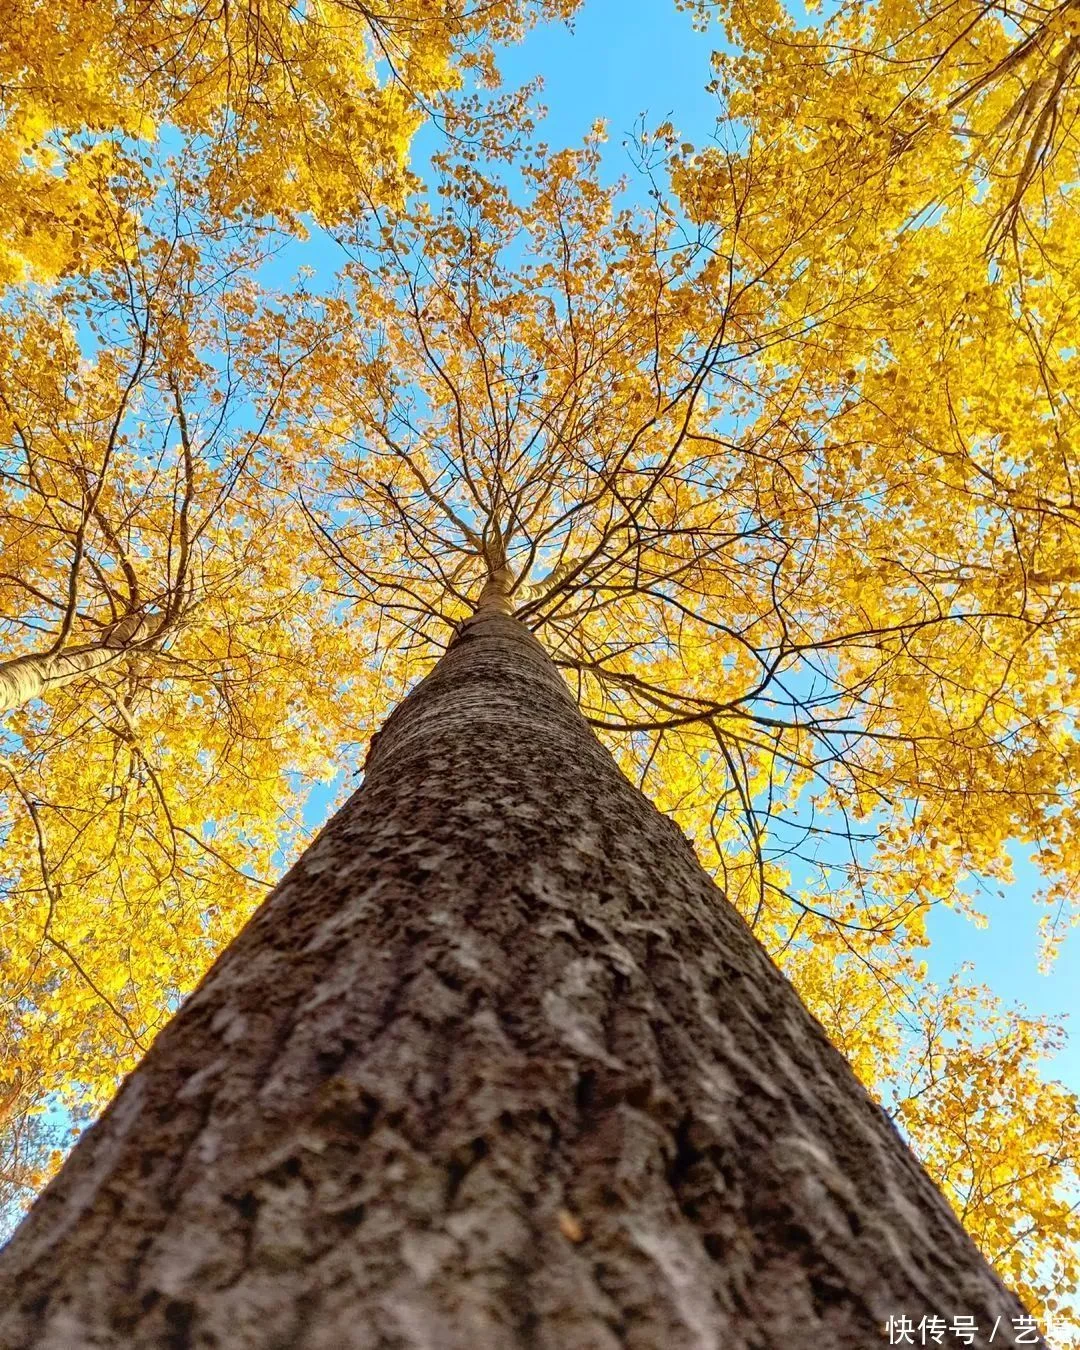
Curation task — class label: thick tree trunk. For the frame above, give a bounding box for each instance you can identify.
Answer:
[0,610,1036,1349]
[0,612,168,715]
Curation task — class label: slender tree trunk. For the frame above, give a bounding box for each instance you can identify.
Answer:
[0,609,1036,1349]
[0,612,168,714]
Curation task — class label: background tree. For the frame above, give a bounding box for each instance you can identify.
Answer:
[0,181,371,1197]
[679,0,1080,249]
[0,1060,66,1236]
[665,0,1080,1321]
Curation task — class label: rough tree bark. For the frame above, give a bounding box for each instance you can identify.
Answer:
[0,599,1038,1349]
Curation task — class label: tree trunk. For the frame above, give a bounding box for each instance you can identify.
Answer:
[0,612,168,715]
[0,610,1037,1349]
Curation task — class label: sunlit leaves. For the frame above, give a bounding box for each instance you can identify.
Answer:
[0,0,582,284]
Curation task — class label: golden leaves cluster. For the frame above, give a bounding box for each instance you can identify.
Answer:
[0,0,581,285]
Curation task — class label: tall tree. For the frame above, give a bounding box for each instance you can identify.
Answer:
[0,584,1038,1349]
[2,2,1078,1336]
[249,128,1080,1329]
[0,184,367,1181]
[2,125,1070,1340]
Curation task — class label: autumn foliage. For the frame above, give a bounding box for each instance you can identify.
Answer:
[2,0,1079,1336]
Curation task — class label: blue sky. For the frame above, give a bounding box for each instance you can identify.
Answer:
[497,0,722,148]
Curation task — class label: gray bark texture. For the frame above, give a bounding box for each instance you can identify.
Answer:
[0,611,168,715]
[0,611,1038,1349]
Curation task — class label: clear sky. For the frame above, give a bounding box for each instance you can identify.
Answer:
[498,0,723,150]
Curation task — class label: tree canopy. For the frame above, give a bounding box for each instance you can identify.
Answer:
[1,0,1078,1336]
